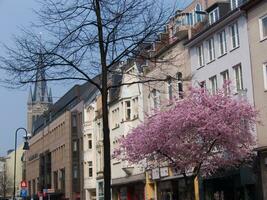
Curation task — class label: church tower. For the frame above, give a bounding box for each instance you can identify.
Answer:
[27,54,53,134]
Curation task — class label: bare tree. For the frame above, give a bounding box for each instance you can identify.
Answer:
[0,0,181,199]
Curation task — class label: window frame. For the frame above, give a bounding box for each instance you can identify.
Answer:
[209,75,218,95]
[259,14,267,41]
[233,64,244,92]
[209,7,219,25]
[229,22,240,49]
[88,161,93,178]
[207,37,215,62]
[197,44,204,67]
[218,30,227,56]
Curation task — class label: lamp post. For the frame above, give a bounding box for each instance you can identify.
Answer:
[13,127,30,200]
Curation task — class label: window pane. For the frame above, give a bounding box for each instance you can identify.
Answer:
[262,17,267,38]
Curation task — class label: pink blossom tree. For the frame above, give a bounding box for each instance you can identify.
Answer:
[114,87,258,199]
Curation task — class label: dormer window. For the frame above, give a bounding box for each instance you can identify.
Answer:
[209,7,219,25]
[230,0,241,10]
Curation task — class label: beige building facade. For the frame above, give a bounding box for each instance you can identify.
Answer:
[242,0,267,199]
[5,145,25,198]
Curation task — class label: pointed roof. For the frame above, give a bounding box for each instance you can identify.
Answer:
[32,54,50,103]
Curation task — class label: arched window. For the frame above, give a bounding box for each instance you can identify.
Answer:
[195,3,202,23]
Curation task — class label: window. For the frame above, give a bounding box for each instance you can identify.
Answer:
[88,135,92,149]
[132,97,139,118]
[125,101,131,120]
[218,30,227,56]
[209,76,217,94]
[209,7,219,24]
[98,181,104,200]
[230,0,244,10]
[195,3,203,23]
[88,161,93,177]
[260,15,267,40]
[221,70,229,85]
[112,107,120,128]
[197,44,204,67]
[186,13,193,26]
[233,64,244,91]
[221,70,230,93]
[73,165,78,179]
[73,141,78,152]
[167,79,173,100]
[152,89,160,109]
[263,64,267,90]
[176,72,183,99]
[230,23,239,49]
[71,114,77,127]
[207,37,215,62]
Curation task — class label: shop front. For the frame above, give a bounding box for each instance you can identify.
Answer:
[112,174,145,200]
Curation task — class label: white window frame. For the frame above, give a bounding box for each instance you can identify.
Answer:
[167,79,173,100]
[220,70,230,94]
[263,63,267,90]
[152,89,160,110]
[207,37,215,62]
[230,0,239,10]
[259,14,267,41]
[233,64,244,92]
[230,22,240,49]
[197,44,204,67]
[209,7,219,25]
[218,30,227,56]
[209,76,217,95]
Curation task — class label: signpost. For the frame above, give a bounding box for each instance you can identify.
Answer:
[20,180,28,199]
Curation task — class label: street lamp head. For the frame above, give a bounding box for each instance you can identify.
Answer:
[23,141,30,150]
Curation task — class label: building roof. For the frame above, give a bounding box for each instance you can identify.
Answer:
[32,77,99,135]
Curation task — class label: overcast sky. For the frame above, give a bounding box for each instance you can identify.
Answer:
[0,0,192,156]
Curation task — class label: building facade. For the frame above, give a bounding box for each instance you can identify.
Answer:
[186,0,258,199]
[26,83,96,200]
[242,0,267,199]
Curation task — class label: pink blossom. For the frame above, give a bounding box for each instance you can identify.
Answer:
[114,86,258,177]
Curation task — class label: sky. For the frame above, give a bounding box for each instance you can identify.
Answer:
[0,0,192,156]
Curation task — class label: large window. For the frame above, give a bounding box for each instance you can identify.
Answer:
[259,15,267,40]
[132,97,139,119]
[209,7,219,24]
[263,63,267,90]
[176,72,183,99]
[207,37,215,62]
[233,64,244,91]
[197,44,204,67]
[230,23,239,49]
[209,76,217,95]
[218,30,227,56]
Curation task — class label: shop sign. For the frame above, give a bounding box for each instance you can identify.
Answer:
[160,167,169,177]
[152,168,160,180]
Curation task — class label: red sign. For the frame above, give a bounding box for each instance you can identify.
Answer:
[21,180,27,188]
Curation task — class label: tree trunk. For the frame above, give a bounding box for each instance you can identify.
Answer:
[102,86,111,200]
[94,0,111,199]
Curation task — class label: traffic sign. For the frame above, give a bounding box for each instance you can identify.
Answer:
[20,189,28,197]
[21,180,27,188]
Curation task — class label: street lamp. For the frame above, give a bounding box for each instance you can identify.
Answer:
[13,127,30,200]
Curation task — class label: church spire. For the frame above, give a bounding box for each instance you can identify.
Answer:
[32,53,49,103]
[27,86,33,105]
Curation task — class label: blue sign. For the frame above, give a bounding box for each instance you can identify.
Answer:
[20,189,28,197]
